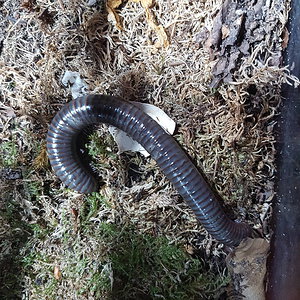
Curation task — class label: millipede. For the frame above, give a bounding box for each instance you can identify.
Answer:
[46,94,252,246]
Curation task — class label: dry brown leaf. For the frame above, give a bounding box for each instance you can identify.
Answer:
[34,146,48,170]
[54,266,62,280]
[106,0,123,30]
[106,0,169,48]
[282,27,289,49]
[107,0,122,9]
[71,208,78,219]
[153,24,169,48]
[144,7,169,48]
[221,25,230,39]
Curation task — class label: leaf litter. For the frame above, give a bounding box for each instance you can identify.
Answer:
[107,0,169,48]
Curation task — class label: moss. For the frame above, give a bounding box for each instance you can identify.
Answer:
[87,131,117,163]
[29,223,53,241]
[34,276,59,298]
[0,152,51,299]
[0,196,32,299]
[9,190,228,300]
[98,223,229,300]
[0,140,19,167]
[69,194,229,299]
[77,264,112,298]
[24,180,43,200]
[80,192,110,225]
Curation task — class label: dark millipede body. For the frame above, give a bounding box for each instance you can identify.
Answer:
[46,95,252,246]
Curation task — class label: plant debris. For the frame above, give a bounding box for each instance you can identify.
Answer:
[107,0,169,48]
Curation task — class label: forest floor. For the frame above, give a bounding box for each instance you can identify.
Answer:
[0,0,297,299]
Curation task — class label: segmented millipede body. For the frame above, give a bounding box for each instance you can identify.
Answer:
[46,95,252,246]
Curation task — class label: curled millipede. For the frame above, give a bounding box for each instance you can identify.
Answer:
[46,95,252,246]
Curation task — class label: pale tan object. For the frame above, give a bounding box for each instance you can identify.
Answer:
[54,265,62,280]
[226,238,269,300]
[221,25,230,39]
[142,2,170,48]
[106,0,123,30]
